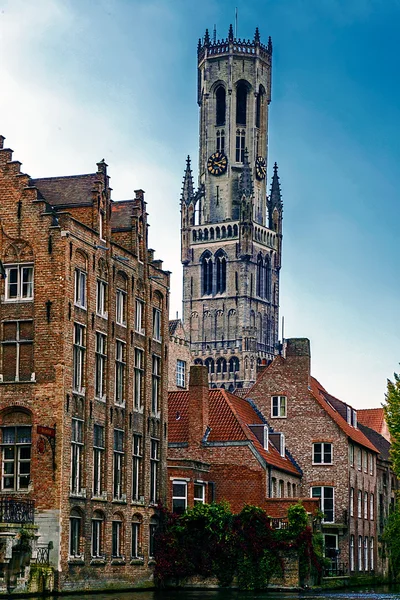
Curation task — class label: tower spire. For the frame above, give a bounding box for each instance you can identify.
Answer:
[228,23,234,41]
[204,28,210,46]
[181,155,194,205]
[269,162,282,209]
[254,27,260,43]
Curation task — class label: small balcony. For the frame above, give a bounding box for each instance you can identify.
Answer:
[0,498,34,525]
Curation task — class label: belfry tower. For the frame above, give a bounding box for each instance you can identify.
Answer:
[181,25,283,391]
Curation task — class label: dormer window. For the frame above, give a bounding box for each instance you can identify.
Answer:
[352,410,357,428]
[5,264,34,301]
[271,395,286,418]
[263,425,269,450]
[346,406,351,424]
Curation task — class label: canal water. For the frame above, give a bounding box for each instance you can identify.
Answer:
[23,585,400,600]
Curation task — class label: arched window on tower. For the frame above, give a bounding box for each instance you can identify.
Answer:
[256,254,264,298]
[216,86,226,126]
[229,357,239,373]
[256,85,266,129]
[264,256,271,301]
[216,357,227,374]
[215,250,227,294]
[216,130,225,154]
[205,357,215,374]
[202,252,213,296]
[236,82,248,126]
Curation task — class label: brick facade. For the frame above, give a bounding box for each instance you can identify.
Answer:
[0,136,169,593]
[168,319,191,391]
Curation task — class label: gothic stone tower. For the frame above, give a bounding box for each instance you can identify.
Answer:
[181,25,283,391]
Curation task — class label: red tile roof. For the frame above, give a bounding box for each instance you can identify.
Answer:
[310,378,378,453]
[358,408,385,434]
[168,388,300,475]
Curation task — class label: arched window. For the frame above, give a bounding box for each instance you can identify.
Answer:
[91,510,105,558]
[70,508,83,558]
[256,254,264,298]
[221,226,226,239]
[235,129,246,163]
[194,358,203,365]
[216,358,227,374]
[112,513,124,559]
[192,230,197,242]
[227,225,232,237]
[204,228,209,241]
[229,357,239,373]
[233,224,238,236]
[202,252,213,295]
[131,514,143,559]
[264,256,271,300]
[236,82,248,125]
[256,85,265,129]
[210,227,214,240]
[215,250,227,294]
[205,357,215,374]
[216,130,225,153]
[216,86,226,126]
[216,227,220,239]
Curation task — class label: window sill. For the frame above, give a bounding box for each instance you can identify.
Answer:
[152,338,162,344]
[115,401,126,408]
[148,559,156,566]
[131,499,145,506]
[111,558,126,565]
[90,557,106,565]
[74,304,87,311]
[96,313,108,320]
[0,380,36,385]
[91,494,108,502]
[312,463,333,466]
[112,498,127,504]
[135,330,146,337]
[130,557,144,565]
[72,389,86,397]
[70,490,87,499]
[271,416,287,419]
[133,407,144,414]
[68,555,84,564]
[116,322,127,328]
[95,395,106,403]
[3,298,34,304]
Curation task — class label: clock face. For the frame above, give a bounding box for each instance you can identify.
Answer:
[255,156,267,180]
[207,151,228,176]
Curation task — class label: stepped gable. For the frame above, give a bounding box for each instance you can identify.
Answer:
[110,199,135,231]
[30,173,99,207]
[310,377,378,453]
[168,388,300,475]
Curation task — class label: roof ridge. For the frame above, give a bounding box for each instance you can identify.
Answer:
[30,173,97,182]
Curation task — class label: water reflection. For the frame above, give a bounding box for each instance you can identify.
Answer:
[24,586,400,600]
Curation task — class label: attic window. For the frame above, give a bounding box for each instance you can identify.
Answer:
[263,426,269,450]
[346,406,351,424]
[352,410,357,428]
[271,396,286,418]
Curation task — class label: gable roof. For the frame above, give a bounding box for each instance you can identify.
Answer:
[30,173,99,207]
[358,423,391,462]
[169,319,180,336]
[168,388,300,476]
[310,378,378,453]
[358,408,386,434]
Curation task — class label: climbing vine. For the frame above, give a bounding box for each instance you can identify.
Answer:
[154,502,324,590]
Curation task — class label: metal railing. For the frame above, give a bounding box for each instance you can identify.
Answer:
[33,546,50,565]
[0,497,34,524]
[270,518,289,530]
[324,561,348,577]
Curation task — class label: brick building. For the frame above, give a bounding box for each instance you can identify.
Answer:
[181,26,283,391]
[0,136,169,593]
[358,408,390,442]
[168,318,191,391]
[245,338,380,576]
[167,365,302,514]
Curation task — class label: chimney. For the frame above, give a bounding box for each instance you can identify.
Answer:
[285,338,311,384]
[188,365,209,447]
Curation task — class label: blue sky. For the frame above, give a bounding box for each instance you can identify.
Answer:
[1,0,399,408]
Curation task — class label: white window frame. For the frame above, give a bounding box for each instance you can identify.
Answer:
[364,536,368,571]
[95,332,107,401]
[370,493,374,520]
[176,359,186,388]
[1,425,32,491]
[132,434,142,502]
[358,535,362,571]
[73,323,85,393]
[135,299,144,334]
[134,348,144,411]
[96,279,108,318]
[350,487,354,517]
[271,395,286,418]
[311,486,334,523]
[131,519,141,559]
[116,289,126,326]
[115,340,126,406]
[370,538,374,571]
[152,308,162,342]
[69,513,82,558]
[74,268,87,309]
[350,534,355,571]
[91,515,104,558]
[113,428,124,500]
[357,448,362,471]
[364,491,368,519]
[4,264,34,302]
[369,454,374,476]
[172,479,188,513]
[194,481,206,504]
[349,443,354,467]
[150,438,159,504]
[70,418,83,495]
[152,355,161,415]
[2,319,34,382]
[93,424,104,498]
[358,490,362,518]
[112,520,123,558]
[312,442,333,465]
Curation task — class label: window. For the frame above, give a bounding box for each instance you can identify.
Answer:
[313,442,332,465]
[93,424,104,497]
[116,290,126,326]
[278,480,284,498]
[235,129,245,163]
[358,536,362,571]
[134,348,144,410]
[350,535,355,571]
[271,396,286,418]
[363,450,368,473]
[370,538,374,571]
[311,486,334,523]
[358,490,362,518]
[5,264,33,301]
[172,480,187,514]
[152,355,161,415]
[132,434,142,502]
[350,488,354,517]
[152,308,161,341]
[349,443,354,467]
[2,320,34,382]
[112,519,123,558]
[287,482,291,497]
[74,269,86,308]
[194,482,206,504]
[135,299,144,333]
[352,410,357,428]
[292,483,296,497]
[131,516,142,559]
[71,418,83,495]
[150,438,159,504]
[73,323,85,393]
[1,425,31,491]
[113,429,124,500]
[364,491,368,519]
[216,86,226,126]
[271,477,277,497]
[216,129,225,153]
[91,511,104,558]
[236,82,247,125]
[215,251,227,294]
[357,448,362,471]
[96,280,107,317]
[99,211,105,241]
[346,406,351,424]
[364,537,368,571]
[115,340,126,405]
[370,493,374,520]
[69,509,82,558]
[149,518,158,558]
[202,252,213,295]
[369,453,374,476]
[95,333,107,400]
[176,360,186,388]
